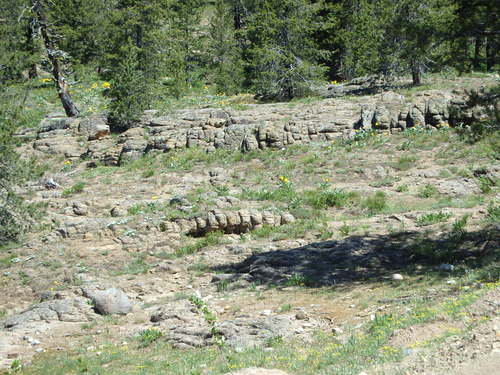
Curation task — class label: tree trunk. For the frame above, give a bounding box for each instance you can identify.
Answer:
[486,35,497,71]
[473,36,484,71]
[26,18,38,79]
[411,62,421,86]
[33,1,79,117]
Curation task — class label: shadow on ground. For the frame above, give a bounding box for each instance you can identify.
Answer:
[213,227,499,287]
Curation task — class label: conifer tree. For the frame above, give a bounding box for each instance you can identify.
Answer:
[0,0,40,83]
[105,0,168,129]
[107,41,149,131]
[244,0,326,100]
[164,0,206,98]
[209,0,244,95]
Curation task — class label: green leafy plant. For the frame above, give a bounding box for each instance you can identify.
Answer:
[304,188,359,209]
[339,222,353,236]
[286,273,314,287]
[416,211,452,226]
[418,184,438,198]
[138,328,163,348]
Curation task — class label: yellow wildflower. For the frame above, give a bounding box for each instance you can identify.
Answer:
[101,82,111,89]
[151,196,158,200]
[278,175,290,184]
[91,83,98,89]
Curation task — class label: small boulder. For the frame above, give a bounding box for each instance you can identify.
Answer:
[88,288,132,315]
[157,262,181,274]
[391,273,404,281]
[439,264,454,272]
[78,118,110,141]
[110,206,128,217]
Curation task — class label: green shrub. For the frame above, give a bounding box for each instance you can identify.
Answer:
[396,184,409,193]
[485,204,500,224]
[451,215,469,239]
[286,273,314,287]
[138,329,163,348]
[418,184,438,198]
[304,188,359,209]
[362,191,387,215]
[416,211,452,226]
[0,95,45,244]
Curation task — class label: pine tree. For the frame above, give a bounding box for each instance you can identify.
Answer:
[0,0,40,83]
[244,0,326,100]
[164,0,206,98]
[46,0,109,68]
[209,0,244,95]
[391,0,457,85]
[105,0,168,128]
[107,41,150,131]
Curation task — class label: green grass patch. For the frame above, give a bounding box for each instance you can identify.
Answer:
[175,231,224,257]
[15,284,492,375]
[361,191,388,215]
[393,155,418,171]
[61,182,86,197]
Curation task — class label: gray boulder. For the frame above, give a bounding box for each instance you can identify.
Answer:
[86,287,132,315]
[78,117,110,141]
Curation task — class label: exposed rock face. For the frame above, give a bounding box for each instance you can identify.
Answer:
[150,300,330,350]
[161,209,295,236]
[357,91,454,131]
[83,287,132,315]
[26,86,496,166]
[3,297,94,329]
[78,117,110,141]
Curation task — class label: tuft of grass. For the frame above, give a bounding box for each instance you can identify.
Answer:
[119,254,151,275]
[485,204,500,224]
[175,231,224,257]
[396,184,409,193]
[477,176,496,194]
[339,222,353,236]
[142,169,155,178]
[418,184,439,198]
[361,191,387,215]
[278,303,292,312]
[61,182,85,197]
[393,155,418,171]
[416,211,452,226]
[138,328,163,348]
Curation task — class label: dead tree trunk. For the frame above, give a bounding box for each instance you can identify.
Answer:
[33,0,79,117]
